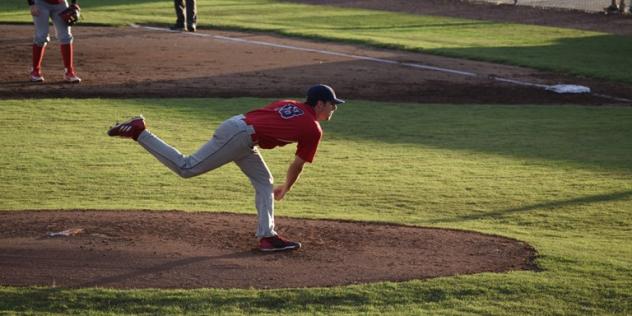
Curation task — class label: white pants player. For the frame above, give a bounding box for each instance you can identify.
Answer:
[137,115,277,238]
[109,85,343,252]
[32,0,73,46]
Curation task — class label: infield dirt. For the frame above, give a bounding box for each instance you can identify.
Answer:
[0,23,630,104]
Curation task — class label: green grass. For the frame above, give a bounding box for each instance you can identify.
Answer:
[2,0,632,83]
[1,98,631,315]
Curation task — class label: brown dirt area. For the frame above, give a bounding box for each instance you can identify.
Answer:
[0,211,537,289]
[0,23,631,104]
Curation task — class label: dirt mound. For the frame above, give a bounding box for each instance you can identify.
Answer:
[0,210,537,289]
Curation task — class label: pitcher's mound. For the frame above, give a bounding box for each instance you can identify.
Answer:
[0,210,537,289]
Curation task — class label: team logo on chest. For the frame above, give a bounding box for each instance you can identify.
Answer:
[278,104,304,119]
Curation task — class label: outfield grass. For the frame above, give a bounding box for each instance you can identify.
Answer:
[0,99,631,314]
[2,0,632,83]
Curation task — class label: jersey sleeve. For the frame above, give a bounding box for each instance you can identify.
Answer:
[295,128,322,163]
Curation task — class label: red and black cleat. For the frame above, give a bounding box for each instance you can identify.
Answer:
[30,69,44,82]
[107,115,146,141]
[259,235,302,252]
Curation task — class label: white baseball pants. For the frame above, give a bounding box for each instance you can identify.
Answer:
[137,115,277,238]
[32,0,73,46]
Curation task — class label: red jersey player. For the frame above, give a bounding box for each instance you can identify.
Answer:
[107,84,345,251]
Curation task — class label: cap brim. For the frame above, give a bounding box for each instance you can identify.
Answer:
[333,98,346,104]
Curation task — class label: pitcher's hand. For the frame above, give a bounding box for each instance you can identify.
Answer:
[273,185,288,201]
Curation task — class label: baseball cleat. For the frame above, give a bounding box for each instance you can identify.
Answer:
[63,70,82,83]
[259,235,302,252]
[169,25,186,31]
[107,115,146,141]
[30,70,44,82]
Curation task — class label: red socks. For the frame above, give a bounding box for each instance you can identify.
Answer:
[32,44,46,74]
[60,43,75,75]
[32,43,78,77]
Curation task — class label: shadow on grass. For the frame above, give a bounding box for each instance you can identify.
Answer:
[326,102,632,173]
[320,20,498,31]
[0,282,459,314]
[431,34,632,84]
[431,190,632,224]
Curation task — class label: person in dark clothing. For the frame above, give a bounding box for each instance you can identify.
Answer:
[171,0,197,32]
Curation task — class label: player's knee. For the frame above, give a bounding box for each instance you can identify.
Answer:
[256,180,274,194]
[261,177,274,191]
[33,35,49,46]
[59,35,73,44]
[178,169,197,179]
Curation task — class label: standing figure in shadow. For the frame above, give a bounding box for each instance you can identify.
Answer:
[171,0,197,32]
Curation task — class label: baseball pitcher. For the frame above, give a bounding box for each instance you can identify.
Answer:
[107,84,345,252]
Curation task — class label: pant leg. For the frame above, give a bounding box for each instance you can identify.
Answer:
[137,115,254,178]
[185,0,197,27]
[32,0,52,46]
[234,148,277,238]
[173,0,185,27]
[50,1,73,44]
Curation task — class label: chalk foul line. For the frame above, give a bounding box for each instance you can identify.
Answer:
[131,24,631,104]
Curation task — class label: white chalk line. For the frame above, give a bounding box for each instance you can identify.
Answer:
[132,24,632,104]
[136,24,477,77]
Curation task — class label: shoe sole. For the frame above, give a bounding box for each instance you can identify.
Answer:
[64,77,82,83]
[259,243,302,252]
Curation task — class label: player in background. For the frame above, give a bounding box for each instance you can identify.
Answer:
[28,0,81,83]
[107,84,345,252]
[605,0,628,14]
[170,0,197,32]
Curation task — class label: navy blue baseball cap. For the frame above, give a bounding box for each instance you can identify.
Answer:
[306,84,345,105]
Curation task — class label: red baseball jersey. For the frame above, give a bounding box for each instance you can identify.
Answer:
[244,100,322,163]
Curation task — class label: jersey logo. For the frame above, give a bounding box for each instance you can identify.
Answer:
[278,104,304,119]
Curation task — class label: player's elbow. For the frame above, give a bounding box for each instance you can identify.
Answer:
[292,157,307,171]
